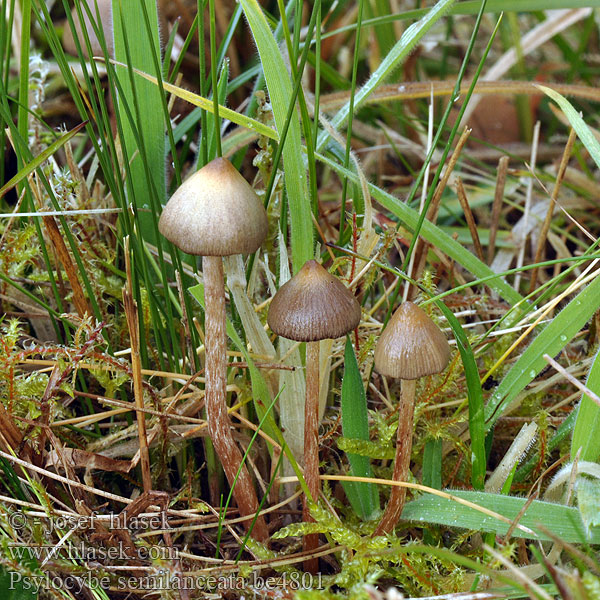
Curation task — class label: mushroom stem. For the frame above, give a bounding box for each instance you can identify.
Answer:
[373,378,416,536]
[303,340,320,572]
[203,256,269,541]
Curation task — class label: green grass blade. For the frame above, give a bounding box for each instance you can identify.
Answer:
[239,0,313,272]
[572,348,600,462]
[316,0,456,152]
[368,0,397,57]
[17,0,30,152]
[316,153,524,306]
[0,122,86,199]
[204,60,229,164]
[106,60,278,142]
[338,0,364,243]
[434,302,486,490]
[455,0,600,13]
[340,337,379,519]
[538,85,600,170]
[111,0,166,237]
[423,438,442,491]
[485,271,600,428]
[322,0,600,40]
[402,490,599,543]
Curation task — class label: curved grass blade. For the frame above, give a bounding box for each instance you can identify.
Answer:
[433,302,486,490]
[402,490,600,543]
[239,0,313,272]
[485,270,600,428]
[322,0,600,41]
[538,85,600,170]
[103,59,278,142]
[572,347,600,462]
[340,337,379,519]
[112,0,166,220]
[0,121,86,199]
[316,0,456,152]
[316,152,524,306]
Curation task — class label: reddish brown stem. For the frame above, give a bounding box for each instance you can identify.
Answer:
[373,378,416,536]
[303,340,320,573]
[203,256,269,542]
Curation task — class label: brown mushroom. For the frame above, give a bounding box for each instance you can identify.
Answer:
[268,259,361,569]
[159,157,269,542]
[373,300,451,535]
[63,0,114,58]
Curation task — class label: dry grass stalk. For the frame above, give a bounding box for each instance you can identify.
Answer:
[34,203,92,318]
[488,156,509,265]
[529,128,577,293]
[123,236,152,493]
[409,126,471,299]
[455,177,485,262]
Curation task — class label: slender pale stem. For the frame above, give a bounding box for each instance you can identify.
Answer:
[374,378,416,536]
[303,340,320,572]
[203,256,268,541]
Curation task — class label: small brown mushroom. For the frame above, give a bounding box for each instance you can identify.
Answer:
[159,157,269,542]
[268,259,361,570]
[373,301,451,536]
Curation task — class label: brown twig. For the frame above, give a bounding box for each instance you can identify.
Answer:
[529,128,577,293]
[455,177,485,262]
[409,126,471,298]
[488,156,509,265]
[35,208,92,319]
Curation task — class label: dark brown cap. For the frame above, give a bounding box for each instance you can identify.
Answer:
[158,157,268,256]
[267,260,361,342]
[374,301,451,379]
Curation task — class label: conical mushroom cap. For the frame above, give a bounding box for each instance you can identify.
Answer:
[267,260,361,342]
[374,301,451,379]
[158,157,268,256]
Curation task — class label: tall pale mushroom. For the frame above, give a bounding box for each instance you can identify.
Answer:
[159,157,269,541]
[267,259,361,570]
[373,301,451,536]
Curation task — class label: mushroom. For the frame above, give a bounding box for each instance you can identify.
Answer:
[373,300,451,536]
[62,0,169,60]
[267,259,361,569]
[159,157,269,542]
[63,0,114,58]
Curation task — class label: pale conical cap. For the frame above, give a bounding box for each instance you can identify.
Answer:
[374,301,451,379]
[267,260,361,342]
[158,157,268,256]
